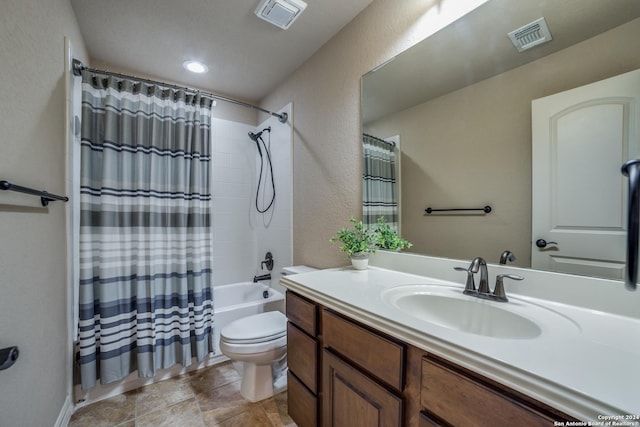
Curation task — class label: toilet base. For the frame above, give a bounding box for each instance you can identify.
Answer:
[240,362,274,402]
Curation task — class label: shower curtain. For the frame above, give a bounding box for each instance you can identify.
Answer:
[362,134,398,229]
[77,71,215,389]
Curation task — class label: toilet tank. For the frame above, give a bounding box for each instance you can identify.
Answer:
[281,265,317,276]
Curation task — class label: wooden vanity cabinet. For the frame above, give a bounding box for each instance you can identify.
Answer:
[285,290,577,427]
[286,291,319,427]
[322,309,406,427]
[286,291,406,427]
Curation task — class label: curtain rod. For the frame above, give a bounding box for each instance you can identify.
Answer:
[72,59,288,124]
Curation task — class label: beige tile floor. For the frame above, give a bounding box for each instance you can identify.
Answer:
[68,362,296,427]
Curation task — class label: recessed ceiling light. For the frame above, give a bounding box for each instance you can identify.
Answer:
[183,60,208,74]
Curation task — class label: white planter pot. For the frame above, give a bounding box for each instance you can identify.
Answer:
[350,253,370,270]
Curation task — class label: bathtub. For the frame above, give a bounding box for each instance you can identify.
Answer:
[213,282,285,356]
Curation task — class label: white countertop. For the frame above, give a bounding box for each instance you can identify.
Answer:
[281,266,640,422]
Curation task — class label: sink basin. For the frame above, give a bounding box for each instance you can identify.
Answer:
[381,285,543,339]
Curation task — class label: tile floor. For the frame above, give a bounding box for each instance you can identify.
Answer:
[68,362,296,427]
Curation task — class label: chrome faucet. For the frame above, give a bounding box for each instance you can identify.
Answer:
[454,257,524,302]
[469,257,490,294]
[499,250,516,265]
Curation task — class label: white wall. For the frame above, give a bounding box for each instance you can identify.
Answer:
[0,1,87,426]
[211,119,259,285]
[254,103,294,292]
[211,104,293,288]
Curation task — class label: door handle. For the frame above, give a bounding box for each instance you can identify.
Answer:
[535,239,558,248]
[622,159,640,291]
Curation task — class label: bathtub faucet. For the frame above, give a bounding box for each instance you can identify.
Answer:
[253,273,271,283]
[261,252,274,271]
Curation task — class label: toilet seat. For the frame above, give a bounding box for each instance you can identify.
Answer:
[220,311,287,345]
[220,335,287,356]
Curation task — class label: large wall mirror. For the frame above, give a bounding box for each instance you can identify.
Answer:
[362,0,640,279]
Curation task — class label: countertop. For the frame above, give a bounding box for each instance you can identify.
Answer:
[281,266,640,423]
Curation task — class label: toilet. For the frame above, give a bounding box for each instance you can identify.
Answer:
[219,265,317,402]
[220,310,287,402]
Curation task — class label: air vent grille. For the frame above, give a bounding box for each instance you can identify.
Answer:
[254,0,307,30]
[508,17,553,52]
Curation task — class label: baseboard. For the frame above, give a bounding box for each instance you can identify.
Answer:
[54,395,74,427]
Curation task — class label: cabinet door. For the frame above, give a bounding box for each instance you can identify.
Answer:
[323,349,403,427]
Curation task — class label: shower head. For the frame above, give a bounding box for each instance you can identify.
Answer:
[248,131,262,142]
[248,131,263,156]
[248,126,272,155]
[248,126,271,142]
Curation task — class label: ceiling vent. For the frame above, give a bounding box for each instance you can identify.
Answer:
[254,0,307,30]
[508,17,553,52]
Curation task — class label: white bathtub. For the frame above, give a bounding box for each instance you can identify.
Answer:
[213,282,285,356]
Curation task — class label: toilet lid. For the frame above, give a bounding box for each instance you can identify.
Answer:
[221,311,287,344]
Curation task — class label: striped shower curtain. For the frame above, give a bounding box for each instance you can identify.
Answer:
[78,71,215,389]
[363,134,398,229]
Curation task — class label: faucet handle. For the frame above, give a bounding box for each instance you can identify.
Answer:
[261,251,274,271]
[454,267,476,294]
[493,274,524,302]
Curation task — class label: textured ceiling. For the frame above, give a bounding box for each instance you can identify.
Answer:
[70,0,376,102]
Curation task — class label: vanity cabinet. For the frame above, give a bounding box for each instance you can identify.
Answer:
[322,309,405,427]
[285,290,577,427]
[286,290,406,427]
[286,291,319,427]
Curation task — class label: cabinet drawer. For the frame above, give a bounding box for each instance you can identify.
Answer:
[288,322,318,393]
[322,309,405,391]
[421,357,556,427]
[286,291,318,336]
[288,371,317,427]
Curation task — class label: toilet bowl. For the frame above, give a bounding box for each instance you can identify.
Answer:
[220,310,287,402]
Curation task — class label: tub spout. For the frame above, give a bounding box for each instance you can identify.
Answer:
[253,273,271,283]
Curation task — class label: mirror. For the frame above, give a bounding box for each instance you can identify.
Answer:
[361,0,640,278]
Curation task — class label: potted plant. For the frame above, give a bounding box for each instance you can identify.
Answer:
[331,217,412,270]
[374,216,412,251]
[330,217,379,270]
